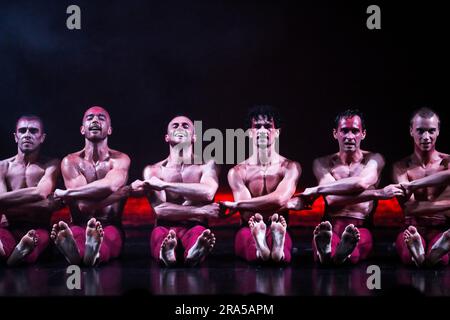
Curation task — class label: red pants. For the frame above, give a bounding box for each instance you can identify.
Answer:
[312,218,373,264]
[70,225,123,264]
[396,227,450,265]
[0,227,50,264]
[235,227,293,263]
[150,225,206,262]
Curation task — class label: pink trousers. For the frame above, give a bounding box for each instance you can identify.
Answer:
[150,225,206,262]
[0,228,50,264]
[235,227,293,263]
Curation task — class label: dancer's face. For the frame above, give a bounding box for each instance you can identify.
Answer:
[81,106,112,141]
[249,115,279,148]
[15,118,46,154]
[333,116,366,152]
[410,115,440,152]
[165,116,196,145]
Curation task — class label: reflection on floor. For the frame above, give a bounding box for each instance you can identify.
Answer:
[1,227,449,296]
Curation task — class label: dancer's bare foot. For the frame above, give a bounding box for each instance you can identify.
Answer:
[83,218,104,266]
[313,221,332,264]
[51,221,81,264]
[427,229,450,266]
[185,229,216,266]
[270,214,287,262]
[404,226,425,267]
[334,224,360,265]
[249,213,270,261]
[160,230,177,267]
[7,230,38,266]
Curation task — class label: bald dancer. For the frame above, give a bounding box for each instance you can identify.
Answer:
[0,115,60,266]
[394,107,450,267]
[132,115,219,267]
[51,106,130,266]
[293,109,401,265]
[221,105,302,264]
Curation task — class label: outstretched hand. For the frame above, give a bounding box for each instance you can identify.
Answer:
[378,184,405,200]
[399,183,414,201]
[218,201,239,218]
[131,179,148,192]
[285,195,314,210]
[298,187,321,206]
[146,176,166,191]
[53,188,69,201]
[300,187,319,198]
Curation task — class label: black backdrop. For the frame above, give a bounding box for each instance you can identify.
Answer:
[0,0,448,188]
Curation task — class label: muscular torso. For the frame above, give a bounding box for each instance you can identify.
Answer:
[237,157,291,222]
[2,156,53,227]
[149,159,208,225]
[403,153,450,226]
[323,152,378,220]
[68,151,126,226]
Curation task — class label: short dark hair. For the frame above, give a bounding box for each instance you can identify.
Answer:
[16,114,45,132]
[410,107,440,128]
[334,109,365,130]
[247,105,282,128]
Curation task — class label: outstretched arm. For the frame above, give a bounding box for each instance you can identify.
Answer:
[143,160,219,202]
[153,202,220,221]
[0,159,60,208]
[304,154,385,197]
[393,161,416,205]
[57,154,130,201]
[402,170,450,191]
[394,162,450,215]
[133,164,219,221]
[76,185,131,212]
[325,184,404,207]
[224,162,301,212]
[404,199,450,215]
[4,197,64,215]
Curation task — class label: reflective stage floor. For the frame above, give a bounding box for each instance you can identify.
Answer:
[1,227,450,297]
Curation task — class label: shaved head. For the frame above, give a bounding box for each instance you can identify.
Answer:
[83,106,111,125]
[167,116,194,133]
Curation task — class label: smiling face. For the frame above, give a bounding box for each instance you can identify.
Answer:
[410,114,440,152]
[80,106,112,142]
[333,116,366,153]
[165,116,196,146]
[249,115,279,148]
[14,117,46,154]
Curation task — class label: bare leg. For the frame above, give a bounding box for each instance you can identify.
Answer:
[427,229,450,266]
[270,214,287,262]
[185,229,216,266]
[313,221,333,264]
[83,218,104,267]
[249,213,270,261]
[160,230,177,267]
[51,221,81,264]
[7,230,38,266]
[334,224,360,265]
[404,226,425,267]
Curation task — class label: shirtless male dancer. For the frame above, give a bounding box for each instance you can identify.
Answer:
[132,116,219,267]
[221,105,301,263]
[294,109,402,265]
[393,107,450,267]
[51,106,130,266]
[0,115,60,266]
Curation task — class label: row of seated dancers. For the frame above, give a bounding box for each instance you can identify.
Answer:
[1,105,449,268]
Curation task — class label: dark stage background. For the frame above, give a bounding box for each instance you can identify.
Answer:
[0,0,448,189]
